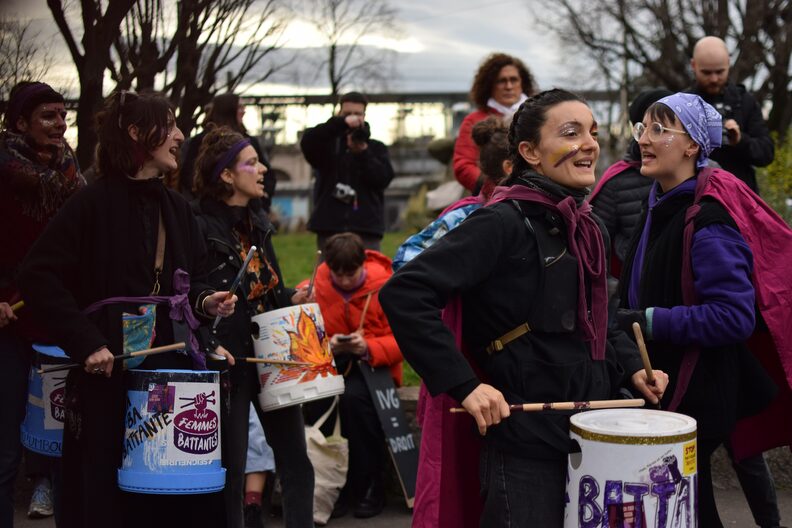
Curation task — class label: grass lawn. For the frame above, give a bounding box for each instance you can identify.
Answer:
[272,230,422,387]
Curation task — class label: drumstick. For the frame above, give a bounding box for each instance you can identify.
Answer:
[449,398,645,413]
[357,292,373,333]
[306,250,322,299]
[212,245,257,330]
[237,357,313,367]
[632,322,655,385]
[11,300,24,312]
[38,342,187,374]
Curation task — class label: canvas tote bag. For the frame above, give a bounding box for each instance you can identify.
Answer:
[305,396,348,525]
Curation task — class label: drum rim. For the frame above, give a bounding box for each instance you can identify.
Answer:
[569,424,696,445]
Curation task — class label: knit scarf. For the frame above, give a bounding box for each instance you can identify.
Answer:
[486,93,528,118]
[0,130,83,221]
[488,173,608,360]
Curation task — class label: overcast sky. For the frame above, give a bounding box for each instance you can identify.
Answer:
[5,0,580,96]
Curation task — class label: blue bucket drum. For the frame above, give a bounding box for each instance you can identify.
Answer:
[117,369,226,494]
[20,344,70,457]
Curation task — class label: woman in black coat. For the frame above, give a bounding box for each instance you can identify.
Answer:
[380,89,668,527]
[18,91,236,528]
[191,125,315,528]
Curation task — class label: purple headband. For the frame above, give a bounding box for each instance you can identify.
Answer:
[6,82,64,130]
[657,92,722,169]
[211,140,251,182]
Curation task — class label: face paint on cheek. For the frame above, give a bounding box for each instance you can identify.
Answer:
[551,145,580,167]
[662,135,676,148]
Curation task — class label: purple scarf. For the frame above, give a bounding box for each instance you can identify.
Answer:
[82,268,206,369]
[488,185,608,360]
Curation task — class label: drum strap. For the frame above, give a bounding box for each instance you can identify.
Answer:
[151,212,166,295]
[485,322,532,355]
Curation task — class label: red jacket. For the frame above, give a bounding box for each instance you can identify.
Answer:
[452,108,501,193]
[300,250,403,385]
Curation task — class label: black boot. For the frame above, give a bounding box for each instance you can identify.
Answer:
[352,479,385,519]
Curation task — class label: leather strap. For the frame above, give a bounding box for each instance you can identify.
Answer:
[485,322,531,355]
[151,212,166,295]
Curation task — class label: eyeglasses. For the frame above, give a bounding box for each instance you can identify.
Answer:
[495,76,521,86]
[632,122,688,142]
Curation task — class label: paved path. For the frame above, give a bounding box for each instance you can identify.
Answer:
[13,487,792,527]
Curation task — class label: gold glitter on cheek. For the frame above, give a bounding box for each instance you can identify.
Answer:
[550,145,580,167]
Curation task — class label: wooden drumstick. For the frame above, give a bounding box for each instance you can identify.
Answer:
[237,357,313,367]
[11,300,24,312]
[38,342,187,374]
[357,292,373,333]
[212,245,257,330]
[632,322,655,385]
[449,398,645,413]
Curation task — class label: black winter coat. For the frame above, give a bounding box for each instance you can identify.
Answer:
[590,149,652,263]
[19,176,211,366]
[300,116,395,237]
[687,83,774,193]
[192,198,294,384]
[380,189,644,459]
[619,192,772,440]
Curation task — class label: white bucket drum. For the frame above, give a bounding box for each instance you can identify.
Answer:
[251,303,345,411]
[564,409,698,528]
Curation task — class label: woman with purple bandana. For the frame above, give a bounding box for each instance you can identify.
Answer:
[616,92,776,527]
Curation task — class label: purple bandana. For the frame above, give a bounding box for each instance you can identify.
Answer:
[657,93,722,169]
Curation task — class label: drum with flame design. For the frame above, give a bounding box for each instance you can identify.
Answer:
[251,303,345,411]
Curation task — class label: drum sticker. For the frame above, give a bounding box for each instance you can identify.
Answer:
[576,448,695,528]
[682,440,696,476]
[265,306,337,384]
[169,382,220,460]
[41,371,66,430]
[147,383,175,413]
[122,392,172,471]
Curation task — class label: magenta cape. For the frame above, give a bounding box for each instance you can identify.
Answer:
[695,169,792,458]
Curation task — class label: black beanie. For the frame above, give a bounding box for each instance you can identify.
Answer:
[628,88,673,125]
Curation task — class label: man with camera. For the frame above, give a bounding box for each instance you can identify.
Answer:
[301,92,395,251]
[688,36,774,193]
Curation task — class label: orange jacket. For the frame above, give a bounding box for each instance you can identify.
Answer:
[299,250,403,385]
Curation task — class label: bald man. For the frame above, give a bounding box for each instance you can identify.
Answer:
[687,36,774,193]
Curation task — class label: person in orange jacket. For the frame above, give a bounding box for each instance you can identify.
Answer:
[300,232,402,519]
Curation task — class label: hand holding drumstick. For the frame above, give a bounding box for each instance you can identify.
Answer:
[630,322,669,405]
[460,383,511,436]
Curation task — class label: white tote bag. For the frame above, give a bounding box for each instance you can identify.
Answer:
[305,396,348,525]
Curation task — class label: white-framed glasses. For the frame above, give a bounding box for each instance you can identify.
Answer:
[632,122,689,142]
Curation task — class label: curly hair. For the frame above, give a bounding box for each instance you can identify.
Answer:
[470,53,537,110]
[193,125,247,200]
[471,115,511,184]
[507,89,587,177]
[95,90,175,178]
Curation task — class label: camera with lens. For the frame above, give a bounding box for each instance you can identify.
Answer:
[349,122,371,143]
[332,182,357,204]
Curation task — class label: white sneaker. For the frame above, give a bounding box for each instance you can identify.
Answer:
[28,480,54,518]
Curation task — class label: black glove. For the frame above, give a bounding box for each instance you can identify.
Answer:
[615,308,648,340]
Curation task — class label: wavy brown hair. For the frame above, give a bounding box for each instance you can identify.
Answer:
[470,53,537,110]
[95,90,175,178]
[193,125,246,200]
